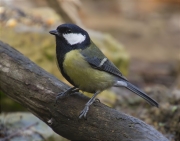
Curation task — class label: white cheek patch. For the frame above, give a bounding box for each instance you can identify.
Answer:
[63,33,86,45]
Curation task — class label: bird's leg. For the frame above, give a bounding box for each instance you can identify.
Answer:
[56,87,79,103]
[79,90,101,119]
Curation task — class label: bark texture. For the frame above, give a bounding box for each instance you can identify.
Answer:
[0,41,168,141]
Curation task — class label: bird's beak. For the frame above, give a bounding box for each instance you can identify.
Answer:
[49,30,59,36]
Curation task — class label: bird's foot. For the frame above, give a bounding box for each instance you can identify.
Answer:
[55,87,79,104]
[55,92,69,103]
[79,104,90,119]
[79,91,101,119]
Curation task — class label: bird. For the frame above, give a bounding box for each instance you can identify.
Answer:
[49,23,158,119]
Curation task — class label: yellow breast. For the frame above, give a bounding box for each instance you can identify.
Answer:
[63,50,115,93]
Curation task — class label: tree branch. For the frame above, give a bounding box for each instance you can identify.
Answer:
[0,41,168,141]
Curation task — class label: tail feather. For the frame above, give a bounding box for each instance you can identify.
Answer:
[115,81,158,107]
[126,82,158,107]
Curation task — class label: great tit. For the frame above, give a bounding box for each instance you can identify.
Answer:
[49,23,158,119]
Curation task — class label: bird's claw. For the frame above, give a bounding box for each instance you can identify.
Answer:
[55,92,67,104]
[79,105,89,119]
[55,87,79,104]
[79,97,100,119]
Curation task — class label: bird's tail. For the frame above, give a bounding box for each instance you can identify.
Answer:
[115,81,159,107]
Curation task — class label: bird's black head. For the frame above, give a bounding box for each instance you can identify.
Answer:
[49,23,90,49]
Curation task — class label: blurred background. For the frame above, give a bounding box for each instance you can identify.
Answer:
[0,0,180,141]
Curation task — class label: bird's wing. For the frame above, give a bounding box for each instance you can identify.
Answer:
[81,41,127,80]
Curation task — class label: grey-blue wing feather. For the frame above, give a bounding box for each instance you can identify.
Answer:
[85,57,123,78]
[81,41,127,80]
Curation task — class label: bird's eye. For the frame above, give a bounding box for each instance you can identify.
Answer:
[66,29,72,33]
[57,27,61,33]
